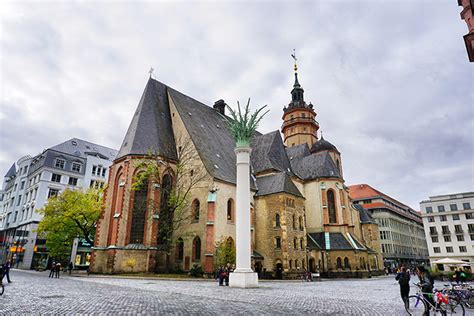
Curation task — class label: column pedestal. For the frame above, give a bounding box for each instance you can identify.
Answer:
[229,270,259,288]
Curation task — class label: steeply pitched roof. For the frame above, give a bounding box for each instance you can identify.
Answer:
[286,143,310,161]
[116,79,178,161]
[168,86,257,188]
[255,172,303,198]
[289,151,341,181]
[50,138,118,161]
[354,204,376,224]
[251,131,292,174]
[4,163,16,178]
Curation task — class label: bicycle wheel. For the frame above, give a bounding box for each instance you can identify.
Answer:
[442,297,465,315]
[406,295,427,316]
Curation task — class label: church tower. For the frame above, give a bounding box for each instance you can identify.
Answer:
[281,55,319,148]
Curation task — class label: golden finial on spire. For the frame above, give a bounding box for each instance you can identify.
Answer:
[291,49,298,73]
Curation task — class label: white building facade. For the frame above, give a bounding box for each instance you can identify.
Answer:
[0,138,117,269]
[420,192,474,270]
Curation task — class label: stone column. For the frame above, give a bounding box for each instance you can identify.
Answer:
[229,147,258,288]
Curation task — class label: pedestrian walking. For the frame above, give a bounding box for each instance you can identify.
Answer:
[68,262,73,275]
[395,266,410,309]
[49,261,56,278]
[55,262,61,278]
[2,260,12,283]
[225,263,232,286]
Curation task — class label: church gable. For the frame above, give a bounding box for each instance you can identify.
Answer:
[116,78,177,161]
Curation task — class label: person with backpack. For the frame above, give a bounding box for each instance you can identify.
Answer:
[416,265,435,315]
[395,266,410,309]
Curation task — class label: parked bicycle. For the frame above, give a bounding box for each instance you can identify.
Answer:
[405,283,465,315]
[444,283,474,310]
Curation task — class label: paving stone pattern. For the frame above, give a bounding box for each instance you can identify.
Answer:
[0,270,466,315]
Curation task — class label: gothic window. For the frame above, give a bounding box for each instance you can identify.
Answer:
[295,259,299,269]
[176,238,184,261]
[299,216,303,230]
[336,257,342,269]
[327,190,337,223]
[289,259,293,270]
[192,199,200,222]
[227,199,234,222]
[130,177,148,244]
[275,213,281,227]
[192,236,201,261]
[300,238,304,250]
[292,214,296,230]
[294,238,297,250]
[344,257,350,269]
[158,173,173,245]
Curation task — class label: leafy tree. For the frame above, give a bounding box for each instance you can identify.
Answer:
[36,188,103,258]
[214,236,236,269]
[133,135,207,272]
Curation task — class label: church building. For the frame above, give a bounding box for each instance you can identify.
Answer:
[91,65,384,278]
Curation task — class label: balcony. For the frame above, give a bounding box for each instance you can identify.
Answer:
[282,117,319,130]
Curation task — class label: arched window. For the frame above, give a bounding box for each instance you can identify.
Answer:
[300,238,304,250]
[299,216,303,230]
[293,238,297,250]
[227,199,234,222]
[292,214,296,230]
[192,236,201,261]
[176,238,184,261]
[108,167,124,245]
[336,257,342,269]
[344,257,350,269]
[327,190,337,223]
[275,213,281,227]
[289,259,293,270]
[158,174,173,245]
[130,177,148,244]
[295,259,299,270]
[192,199,200,221]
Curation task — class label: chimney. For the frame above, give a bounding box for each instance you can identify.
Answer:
[213,99,226,115]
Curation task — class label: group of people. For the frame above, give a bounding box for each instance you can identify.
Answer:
[0,260,12,284]
[216,263,235,286]
[453,268,467,284]
[49,261,62,278]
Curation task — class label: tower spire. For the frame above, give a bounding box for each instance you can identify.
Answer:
[291,49,300,87]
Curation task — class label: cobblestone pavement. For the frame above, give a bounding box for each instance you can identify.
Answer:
[1,269,471,315]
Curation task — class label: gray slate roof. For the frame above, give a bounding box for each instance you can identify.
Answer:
[117,79,178,161]
[251,131,292,175]
[354,204,376,224]
[286,143,310,161]
[310,136,339,154]
[168,86,257,188]
[4,163,16,178]
[255,172,303,198]
[289,150,341,181]
[51,138,118,161]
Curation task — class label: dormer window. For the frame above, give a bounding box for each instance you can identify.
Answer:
[72,162,82,173]
[55,158,66,169]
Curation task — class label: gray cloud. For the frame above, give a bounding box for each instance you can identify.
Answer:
[1,1,472,209]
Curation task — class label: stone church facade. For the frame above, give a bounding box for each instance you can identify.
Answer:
[91,69,384,278]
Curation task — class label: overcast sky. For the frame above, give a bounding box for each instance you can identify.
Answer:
[1,0,472,209]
